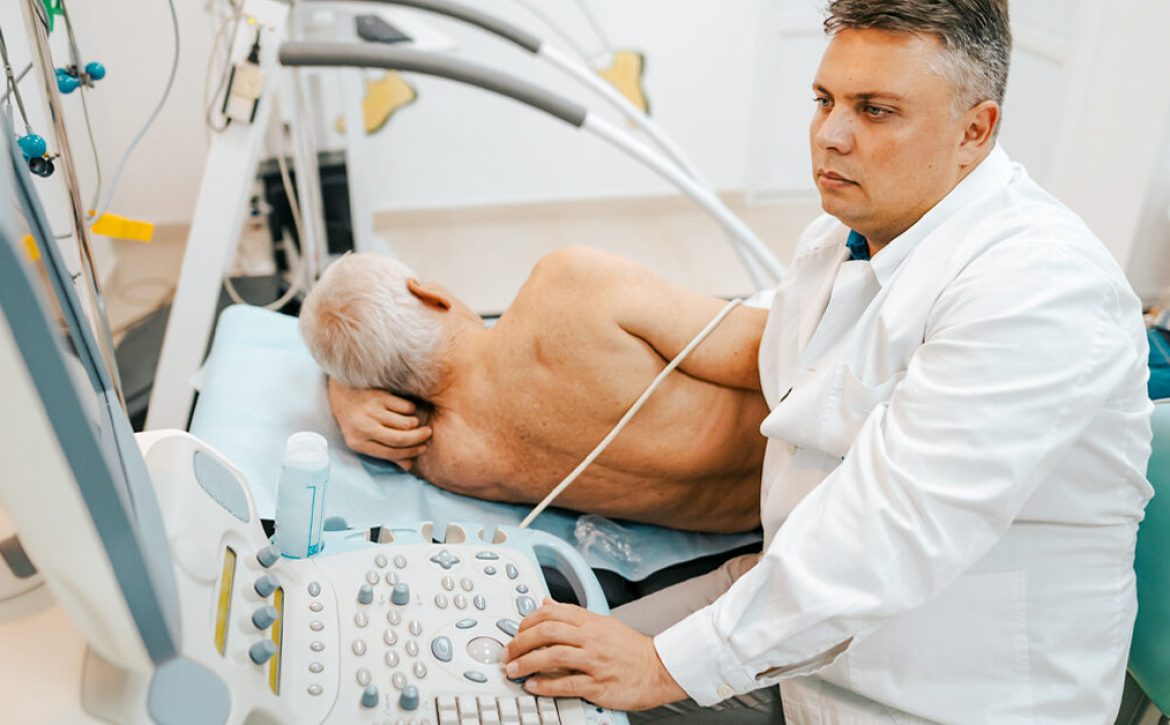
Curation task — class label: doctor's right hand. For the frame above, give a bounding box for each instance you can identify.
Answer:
[327,378,432,471]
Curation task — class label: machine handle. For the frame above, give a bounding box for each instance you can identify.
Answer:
[507,526,610,615]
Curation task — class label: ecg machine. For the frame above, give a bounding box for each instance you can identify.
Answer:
[0,110,625,725]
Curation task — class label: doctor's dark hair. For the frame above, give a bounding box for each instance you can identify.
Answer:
[823,0,1011,116]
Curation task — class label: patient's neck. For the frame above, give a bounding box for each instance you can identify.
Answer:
[425,321,497,413]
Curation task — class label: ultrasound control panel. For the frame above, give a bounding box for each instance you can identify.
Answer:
[137,432,627,724]
[280,527,620,724]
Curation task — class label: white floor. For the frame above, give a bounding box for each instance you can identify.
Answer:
[104,193,821,336]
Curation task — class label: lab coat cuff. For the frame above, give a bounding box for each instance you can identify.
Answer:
[653,607,759,707]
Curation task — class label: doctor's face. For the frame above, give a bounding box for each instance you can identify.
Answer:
[810,29,976,248]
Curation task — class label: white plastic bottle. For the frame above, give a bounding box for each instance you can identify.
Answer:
[274,432,330,559]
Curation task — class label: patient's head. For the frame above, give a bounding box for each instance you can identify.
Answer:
[300,253,447,397]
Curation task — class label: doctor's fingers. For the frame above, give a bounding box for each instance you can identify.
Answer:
[506,644,591,679]
[515,600,590,633]
[505,620,585,661]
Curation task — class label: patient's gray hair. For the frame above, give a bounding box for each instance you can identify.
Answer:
[299,253,444,397]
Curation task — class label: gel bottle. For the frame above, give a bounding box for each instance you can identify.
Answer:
[274,432,330,558]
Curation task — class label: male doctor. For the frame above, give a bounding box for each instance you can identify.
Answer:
[501,0,1154,722]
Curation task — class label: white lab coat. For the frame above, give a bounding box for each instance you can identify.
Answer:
[654,146,1153,723]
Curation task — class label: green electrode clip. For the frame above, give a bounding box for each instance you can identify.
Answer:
[41,0,64,32]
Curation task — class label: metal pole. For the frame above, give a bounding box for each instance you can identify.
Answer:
[19,0,127,409]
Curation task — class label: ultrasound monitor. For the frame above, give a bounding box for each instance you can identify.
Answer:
[0,118,181,673]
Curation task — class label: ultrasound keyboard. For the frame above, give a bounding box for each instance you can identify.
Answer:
[253,522,627,724]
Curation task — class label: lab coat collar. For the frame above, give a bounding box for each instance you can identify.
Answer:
[868,144,1014,287]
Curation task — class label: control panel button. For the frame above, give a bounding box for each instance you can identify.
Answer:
[475,551,500,560]
[399,684,420,711]
[354,612,369,628]
[387,610,402,626]
[375,553,389,568]
[413,661,428,678]
[307,684,323,697]
[474,595,487,611]
[249,640,277,665]
[516,596,536,617]
[384,629,398,646]
[515,584,529,594]
[309,601,323,613]
[496,619,519,637]
[461,577,474,592]
[394,555,408,569]
[254,574,279,598]
[505,564,519,580]
[392,583,411,605]
[434,594,449,609]
[430,550,460,570]
[361,684,380,709]
[392,672,407,690]
[251,605,278,630]
[357,668,371,686]
[310,621,324,632]
[385,650,400,667]
[405,640,420,657]
[409,619,423,636]
[466,636,505,664]
[484,566,497,576]
[385,570,400,586]
[256,545,280,568]
[353,640,367,656]
[308,581,321,597]
[309,661,324,674]
[454,594,468,610]
[441,575,455,591]
[366,570,381,585]
[463,670,488,684]
[310,640,325,652]
[358,584,375,605]
[431,636,454,662]
[456,618,476,629]
[538,697,560,725]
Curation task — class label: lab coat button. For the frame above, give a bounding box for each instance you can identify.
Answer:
[716,685,734,699]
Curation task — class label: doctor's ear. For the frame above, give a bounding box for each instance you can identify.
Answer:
[406,278,453,312]
[958,100,999,163]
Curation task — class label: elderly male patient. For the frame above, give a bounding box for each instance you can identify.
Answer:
[299,246,768,533]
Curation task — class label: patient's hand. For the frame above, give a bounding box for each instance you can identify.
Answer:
[327,379,432,471]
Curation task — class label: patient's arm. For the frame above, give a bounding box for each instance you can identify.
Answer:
[536,246,768,390]
[327,378,433,470]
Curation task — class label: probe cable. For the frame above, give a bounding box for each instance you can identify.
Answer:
[518,296,744,529]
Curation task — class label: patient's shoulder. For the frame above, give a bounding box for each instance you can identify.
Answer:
[529,245,644,290]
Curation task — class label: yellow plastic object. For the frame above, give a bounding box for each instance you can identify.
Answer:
[90,212,155,243]
[597,49,650,114]
[21,234,40,262]
[335,71,418,135]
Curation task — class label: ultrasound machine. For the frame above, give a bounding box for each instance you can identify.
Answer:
[0,118,626,724]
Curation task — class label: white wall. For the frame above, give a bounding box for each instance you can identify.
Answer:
[7,0,1170,298]
[307,0,770,210]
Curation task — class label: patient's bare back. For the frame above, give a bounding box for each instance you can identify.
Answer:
[416,249,767,533]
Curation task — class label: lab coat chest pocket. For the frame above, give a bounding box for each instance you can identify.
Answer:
[760,366,904,458]
[821,367,905,457]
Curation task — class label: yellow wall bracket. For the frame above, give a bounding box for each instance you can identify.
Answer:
[335,71,418,135]
[597,50,650,114]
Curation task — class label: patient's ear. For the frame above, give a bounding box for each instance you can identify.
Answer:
[406,278,453,312]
